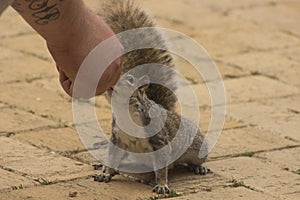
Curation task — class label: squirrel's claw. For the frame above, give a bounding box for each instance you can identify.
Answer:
[152,184,170,194]
[93,173,112,183]
[189,165,211,175]
[92,163,103,170]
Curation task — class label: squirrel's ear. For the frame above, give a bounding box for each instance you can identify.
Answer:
[138,75,150,87]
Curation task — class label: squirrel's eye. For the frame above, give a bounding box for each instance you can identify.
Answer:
[126,75,135,84]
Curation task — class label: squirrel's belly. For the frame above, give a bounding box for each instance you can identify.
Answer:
[116,132,153,153]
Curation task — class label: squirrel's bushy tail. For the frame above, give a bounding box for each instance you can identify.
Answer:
[100,0,177,111]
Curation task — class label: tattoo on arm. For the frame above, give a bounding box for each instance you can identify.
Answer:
[25,0,62,25]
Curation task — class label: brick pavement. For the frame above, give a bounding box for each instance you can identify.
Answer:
[0,0,299,199]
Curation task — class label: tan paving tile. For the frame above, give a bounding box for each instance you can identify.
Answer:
[173,187,277,200]
[195,0,275,12]
[0,107,57,134]
[13,127,86,152]
[173,55,250,86]
[193,25,300,58]
[0,178,152,200]
[229,1,300,36]
[228,95,300,141]
[0,46,23,60]
[0,34,52,61]
[223,76,299,104]
[221,51,300,87]
[141,0,263,33]
[73,151,98,165]
[0,7,34,38]
[0,82,74,124]
[199,111,243,132]
[207,157,300,199]
[141,0,215,29]
[217,61,250,80]
[0,137,93,182]
[190,75,299,107]
[256,147,300,172]
[210,127,297,158]
[0,169,36,191]
[0,55,57,84]
[33,77,67,97]
[0,102,8,108]
[278,46,300,63]
[168,169,229,194]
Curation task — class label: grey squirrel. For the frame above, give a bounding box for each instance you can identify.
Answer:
[94,74,209,194]
[93,0,210,194]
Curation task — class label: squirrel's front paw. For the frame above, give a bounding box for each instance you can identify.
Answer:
[93,173,112,183]
[189,165,211,175]
[152,184,170,194]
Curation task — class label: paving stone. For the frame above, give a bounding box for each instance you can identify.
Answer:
[193,25,300,58]
[0,46,23,60]
[141,0,216,29]
[0,107,57,134]
[0,102,7,108]
[229,1,300,36]
[278,46,300,63]
[191,75,299,107]
[0,137,93,181]
[228,95,300,141]
[221,51,300,87]
[0,34,52,61]
[33,77,67,97]
[0,82,74,124]
[0,55,57,83]
[168,168,229,194]
[281,192,300,200]
[256,147,300,172]
[0,7,34,38]
[141,0,263,33]
[73,151,98,165]
[83,0,103,13]
[217,61,250,80]
[0,178,153,200]
[141,1,269,58]
[209,127,297,158]
[199,111,243,132]
[196,0,276,13]
[173,55,205,85]
[13,127,86,152]
[173,187,277,200]
[0,169,36,191]
[206,157,300,199]
[173,55,250,85]
[224,76,299,104]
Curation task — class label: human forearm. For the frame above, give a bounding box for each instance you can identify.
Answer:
[12,0,87,44]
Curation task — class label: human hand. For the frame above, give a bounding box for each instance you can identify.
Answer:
[47,9,123,98]
[13,0,123,98]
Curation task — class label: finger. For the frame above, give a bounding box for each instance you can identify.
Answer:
[96,57,122,94]
[59,69,73,97]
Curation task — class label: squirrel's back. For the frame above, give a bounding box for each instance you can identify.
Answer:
[100,0,177,111]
